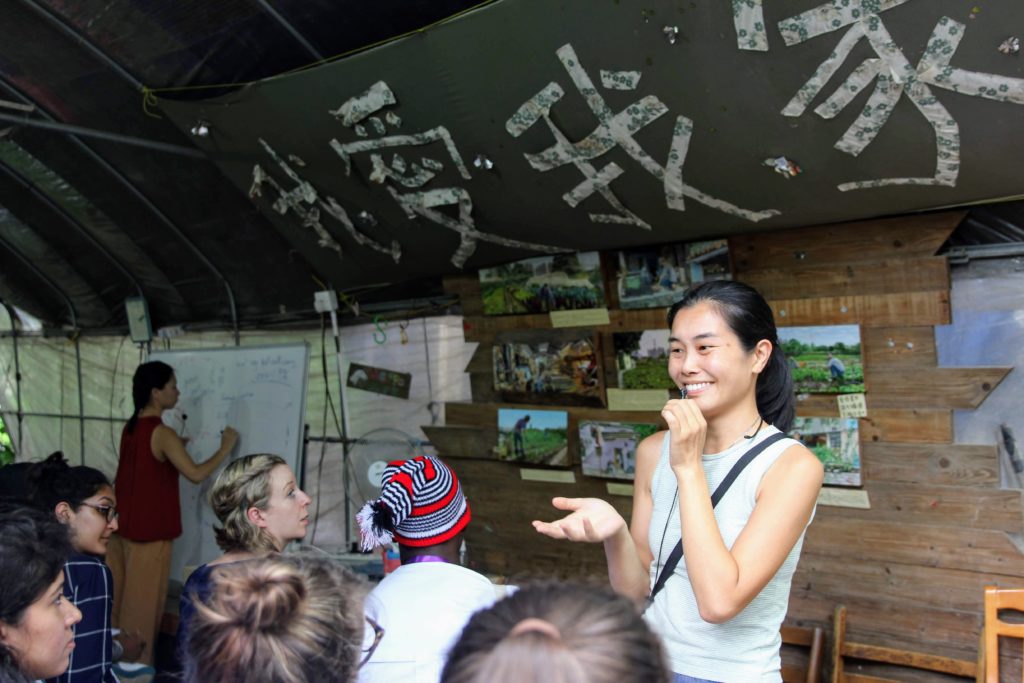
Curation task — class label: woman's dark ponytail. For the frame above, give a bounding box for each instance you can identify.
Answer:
[667,280,796,432]
[126,361,174,434]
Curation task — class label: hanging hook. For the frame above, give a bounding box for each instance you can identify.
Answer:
[372,316,387,345]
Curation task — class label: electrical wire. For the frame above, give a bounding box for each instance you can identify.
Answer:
[108,335,129,458]
[310,315,330,545]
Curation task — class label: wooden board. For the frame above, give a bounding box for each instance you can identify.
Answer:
[739,256,949,300]
[795,553,1002,614]
[421,424,498,460]
[787,593,981,663]
[729,211,964,271]
[802,516,1024,576]
[813,482,1023,532]
[860,443,998,488]
[864,367,1010,409]
[772,291,950,327]
[860,409,952,444]
[861,327,938,368]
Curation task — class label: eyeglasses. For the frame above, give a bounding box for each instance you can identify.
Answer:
[80,503,119,523]
[360,616,384,668]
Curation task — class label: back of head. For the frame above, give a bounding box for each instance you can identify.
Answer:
[185,553,366,683]
[209,454,286,553]
[27,452,110,514]
[127,361,174,433]
[667,280,795,431]
[441,581,671,683]
[0,502,72,680]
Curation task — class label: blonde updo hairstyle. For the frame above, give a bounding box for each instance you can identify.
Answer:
[185,554,366,683]
[210,453,287,553]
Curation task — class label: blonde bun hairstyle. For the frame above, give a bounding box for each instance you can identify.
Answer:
[185,554,366,683]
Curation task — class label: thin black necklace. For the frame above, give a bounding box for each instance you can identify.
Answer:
[652,416,765,578]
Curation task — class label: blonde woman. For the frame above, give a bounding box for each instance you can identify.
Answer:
[176,454,312,654]
[184,554,367,683]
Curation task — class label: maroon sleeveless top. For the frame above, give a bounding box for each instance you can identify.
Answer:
[114,416,182,541]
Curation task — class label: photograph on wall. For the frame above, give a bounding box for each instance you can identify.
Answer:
[479,251,606,315]
[346,362,412,399]
[492,329,601,406]
[613,330,675,390]
[497,408,570,466]
[788,417,861,487]
[613,239,732,310]
[778,324,864,394]
[578,421,659,480]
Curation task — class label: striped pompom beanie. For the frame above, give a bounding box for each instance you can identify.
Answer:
[356,455,471,551]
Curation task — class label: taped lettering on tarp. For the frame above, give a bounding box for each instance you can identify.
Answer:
[254,139,401,261]
[599,70,642,91]
[329,81,397,127]
[780,3,1024,190]
[387,187,564,268]
[733,0,769,51]
[507,43,779,229]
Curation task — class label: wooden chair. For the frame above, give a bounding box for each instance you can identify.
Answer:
[782,624,825,683]
[981,585,1024,683]
[830,605,977,683]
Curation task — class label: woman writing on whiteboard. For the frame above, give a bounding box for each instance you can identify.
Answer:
[107,360,239,666]
[533,281,823,682]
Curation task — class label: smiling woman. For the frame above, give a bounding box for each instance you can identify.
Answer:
[28,451,128,683]
[176,454,312,663]
[0,502,81,683]
[534,280,824,682]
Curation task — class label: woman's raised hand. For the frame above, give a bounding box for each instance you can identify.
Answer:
[661,398,707,472]
[532,497,626,543]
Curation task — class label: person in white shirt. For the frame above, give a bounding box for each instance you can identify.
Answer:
[356,456,505,683]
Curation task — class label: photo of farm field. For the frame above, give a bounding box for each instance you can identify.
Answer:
[613,330,675,390]
[497,408,570,467]
[479,252,605,315]
[778,324,864,394]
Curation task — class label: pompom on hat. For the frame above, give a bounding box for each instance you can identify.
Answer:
[356,455,470,551]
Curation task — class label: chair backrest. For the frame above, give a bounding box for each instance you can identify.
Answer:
[781,624,825,683]
[830,605,977,683]
[983,585,1024,683]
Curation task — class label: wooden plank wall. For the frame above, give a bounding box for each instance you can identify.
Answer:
[436,210,1021,673]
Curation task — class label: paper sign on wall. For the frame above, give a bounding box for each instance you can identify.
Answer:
[837,393,867,418]
[550,308,611,328]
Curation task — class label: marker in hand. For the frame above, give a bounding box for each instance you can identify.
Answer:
[680,386,688,400]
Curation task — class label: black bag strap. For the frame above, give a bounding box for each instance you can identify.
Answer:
[648,432,786,605]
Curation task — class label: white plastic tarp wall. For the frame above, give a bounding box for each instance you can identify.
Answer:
[0,314,476,546]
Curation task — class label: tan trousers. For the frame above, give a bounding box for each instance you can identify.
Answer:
[107,534,173,666]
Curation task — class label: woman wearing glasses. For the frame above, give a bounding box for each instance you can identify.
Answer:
[184,554,368,683]
[28,452,143,682]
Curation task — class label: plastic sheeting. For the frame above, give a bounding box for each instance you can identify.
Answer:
[935,259,1024,487]
[0,315,476,478]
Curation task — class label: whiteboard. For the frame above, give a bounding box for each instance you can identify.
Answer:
[148,344,309,583]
